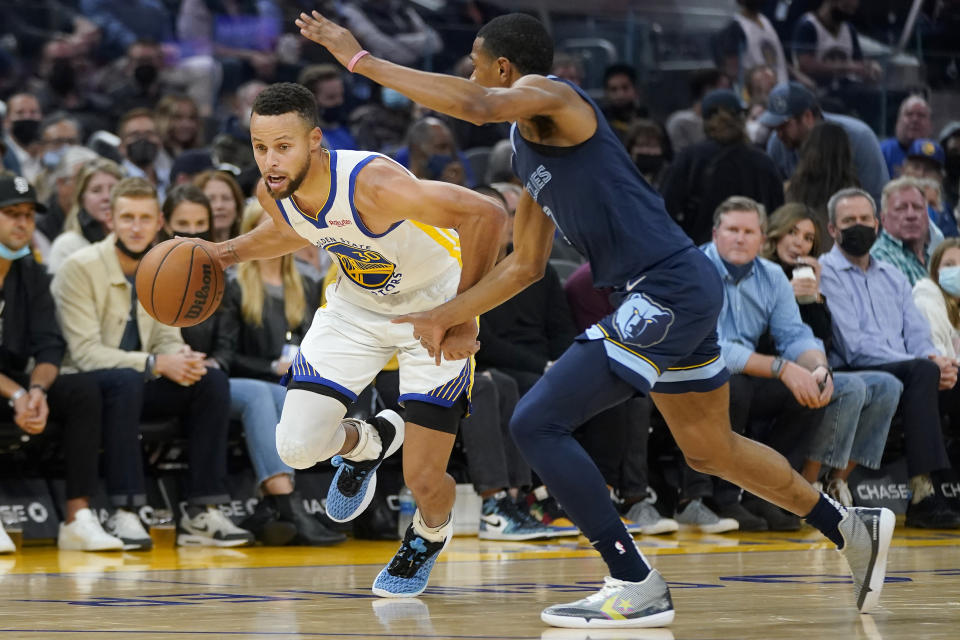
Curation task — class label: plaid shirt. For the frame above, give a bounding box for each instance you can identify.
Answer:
[869,229,936,286]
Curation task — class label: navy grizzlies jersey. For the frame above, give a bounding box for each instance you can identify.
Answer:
[510,77,693,289]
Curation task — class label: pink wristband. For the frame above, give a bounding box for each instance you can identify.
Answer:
[347,50,370,73]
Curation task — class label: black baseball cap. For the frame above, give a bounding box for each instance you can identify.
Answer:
[701,89,746,119]
[0,174,46,213]
[759,82,817,128]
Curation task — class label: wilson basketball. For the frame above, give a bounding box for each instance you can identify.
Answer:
[135,238,225,327]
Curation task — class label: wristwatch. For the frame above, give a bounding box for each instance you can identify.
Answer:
[8,388,26,408]
[771,357,787,379]
[145,353,160,381]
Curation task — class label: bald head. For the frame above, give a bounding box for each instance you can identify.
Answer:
[896,95,932,146]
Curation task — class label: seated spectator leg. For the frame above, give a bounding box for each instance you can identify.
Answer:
[488,369,531,491]
[574,401,630,496]
[749,378,827,473]
[91,368,150,509]
[46,372,103,521]
[229,378,293,490]
[459,372,511,497]
[803,373,867,482]
[619,396,653,503]
[841,371,901,476]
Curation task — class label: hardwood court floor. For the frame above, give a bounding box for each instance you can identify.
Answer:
[0,520,958,639]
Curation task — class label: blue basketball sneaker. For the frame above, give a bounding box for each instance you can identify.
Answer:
[372,516,451,598]
[326,410,404,523]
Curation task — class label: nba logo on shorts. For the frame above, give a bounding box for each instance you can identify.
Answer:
[613,293,675,348]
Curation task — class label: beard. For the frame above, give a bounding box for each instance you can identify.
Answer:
[265,153,312,199]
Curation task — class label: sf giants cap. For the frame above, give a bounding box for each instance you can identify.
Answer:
[0,174,46,212]
[759,82,817,128]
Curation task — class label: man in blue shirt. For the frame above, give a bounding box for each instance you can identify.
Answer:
[819,187,960,528]
[760,82,888,205]
[880,96,933,178]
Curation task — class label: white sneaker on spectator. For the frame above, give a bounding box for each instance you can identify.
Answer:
[178,507,255,547]
[625,501,678,536]
[58,508,124,551]
[826,478,854,507]
[675,499,739,534]
[105,509,153,551]
[0,526,14,553]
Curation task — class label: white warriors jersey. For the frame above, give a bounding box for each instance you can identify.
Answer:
[274,150,462,315]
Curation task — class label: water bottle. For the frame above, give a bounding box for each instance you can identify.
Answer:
[397,486,416,538]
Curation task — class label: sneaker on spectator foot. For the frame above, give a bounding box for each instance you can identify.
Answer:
[742,496,803,531]
[675,499,738,534]
[372,517,451,597]
[715,501,768,532]
[625,502,678,536]
[526,487,580,537]
[479,492,553,541]
[826,478,854,508]
[540,570,675,628]
[58,508,124,551]
[904,495,960,529]
[838,506,894,612]
[327,410,404,523]
[105,509,153,551]
[0,526,14,554]
[177,507,255,547]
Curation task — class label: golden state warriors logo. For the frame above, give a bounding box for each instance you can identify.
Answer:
[326,242,397,290]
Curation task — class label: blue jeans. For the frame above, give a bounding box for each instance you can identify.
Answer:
[229,378,293,487]
[810,371,902,471]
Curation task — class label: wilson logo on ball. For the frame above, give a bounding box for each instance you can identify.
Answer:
[184,263,213,321]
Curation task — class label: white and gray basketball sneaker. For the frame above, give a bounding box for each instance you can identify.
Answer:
[837,506,895,613]
[540,570,675,629]
[177,507,255,547]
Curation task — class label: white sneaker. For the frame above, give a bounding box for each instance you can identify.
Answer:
[827,478,855,508]
[177,507,255,547]
[675,499,738,534]
[105,509,153,551]
[58,508,124,551]
[0,526,14,553]
[625,502,679,536]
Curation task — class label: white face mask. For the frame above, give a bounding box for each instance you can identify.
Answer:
[939,265,960,297]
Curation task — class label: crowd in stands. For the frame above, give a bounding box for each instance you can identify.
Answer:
[2,0,960,555]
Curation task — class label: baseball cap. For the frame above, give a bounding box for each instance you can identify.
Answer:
[759,82,817,128]
[0,174,46,213]
[906,138,945,167]
[701,89,746,119]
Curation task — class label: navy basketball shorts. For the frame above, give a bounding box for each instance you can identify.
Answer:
[582,246,730,395]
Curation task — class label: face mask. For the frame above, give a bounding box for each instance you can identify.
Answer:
[320,104,346,125]
[831,7,853,22]
[720,257,753,283]
[382,88,410,110]
[838,224,877,257]
[48,58,76,95]
[946,153,960,178]
[426,153,455,179]
[133,63,158,87]
[115,236,152,260]
[126,139,159,167]
[0,243,31,261]
[174,230,211,241]
[743,0,765,11]
[939,266,960,297]
[11,119,41,146]
[633,154,664,176]
[42,147,65,170]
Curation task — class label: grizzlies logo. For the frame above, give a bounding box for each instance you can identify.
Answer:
[612,293,675,348]
[325,242,397,290]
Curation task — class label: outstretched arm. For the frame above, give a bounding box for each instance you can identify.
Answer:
[296,10,566,126]
[392,188,556,359]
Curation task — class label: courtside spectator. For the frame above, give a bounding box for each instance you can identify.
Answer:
[2,93,44,183]
[117,108,171,201]
[791,0,880,90]
[901,139,957,238]
[744,64,778,146]
[871,177,944,285]
[665,68,729,154]
[51,177,255,547]
[881,96,933,178]
[298,65,357,151]
[155,94,203,159]
[625,120,671,190]
[715,1,791,87]
[941,121,960,211]
[601,64,647,143]
[761,82,888,204]
[819,187,960,528]
[194,170,243,243]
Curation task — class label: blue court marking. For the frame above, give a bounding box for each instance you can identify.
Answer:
[0,632,542,638]
[719,574,913,585]
[41,574,241,587]
[17,593,311,607]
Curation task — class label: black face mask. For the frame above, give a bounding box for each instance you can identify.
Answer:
[48,58,76,95]
[115,236,153,261]
[133,63,159,87]
[831,7,854,23]
[838,224,877,257]
[174,230,211,241]
[10,119,41,146]
[126,139,159,167]
[743,0,765,12]
[633,154,665,176]
[945,153,960,178]
[320,104,346,125]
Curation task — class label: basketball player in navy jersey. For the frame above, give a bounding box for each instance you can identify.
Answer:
[297,11,895,628]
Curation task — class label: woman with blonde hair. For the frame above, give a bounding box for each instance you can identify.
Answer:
[220,201,343,546]
[193,170,244,242]
[47,158,125,272]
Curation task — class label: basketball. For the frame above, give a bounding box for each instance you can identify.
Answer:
[135,238,225,327]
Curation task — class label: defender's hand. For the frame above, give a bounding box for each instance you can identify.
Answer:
[439,321,480,362]
[296,11,365,69]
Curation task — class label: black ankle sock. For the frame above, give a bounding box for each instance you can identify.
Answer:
[805,494,846,548]
[590,520,651,582]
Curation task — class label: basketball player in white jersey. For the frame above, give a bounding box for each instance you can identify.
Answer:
[197,82,505,597]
